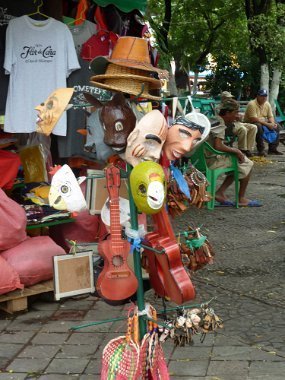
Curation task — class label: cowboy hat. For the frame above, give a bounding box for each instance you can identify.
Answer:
[90,36,165,76]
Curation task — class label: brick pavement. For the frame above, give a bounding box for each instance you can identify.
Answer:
[0,148,285,379]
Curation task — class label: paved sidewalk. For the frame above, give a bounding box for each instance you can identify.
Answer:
[0,149,285,380]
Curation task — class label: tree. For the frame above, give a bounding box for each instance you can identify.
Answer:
[147,0,250,95]
[245,0,285,104]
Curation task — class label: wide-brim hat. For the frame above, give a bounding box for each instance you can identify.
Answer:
[90,36,166,77]
[90,63,162,100]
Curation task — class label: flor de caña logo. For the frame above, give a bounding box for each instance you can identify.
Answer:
[20,44,56,63]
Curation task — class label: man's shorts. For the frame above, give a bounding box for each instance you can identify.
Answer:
[207,155,253,179]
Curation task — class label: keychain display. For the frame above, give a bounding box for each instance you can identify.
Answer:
[179,226,215,271]
[158,304,223,347]
[167,163,211,217]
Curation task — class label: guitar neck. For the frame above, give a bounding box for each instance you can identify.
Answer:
[152,207,176,240]
[109,197,124,249]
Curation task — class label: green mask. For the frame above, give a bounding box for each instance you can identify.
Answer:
[130,161,166,214]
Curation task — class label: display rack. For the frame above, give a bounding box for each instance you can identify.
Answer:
[70,164,214,341]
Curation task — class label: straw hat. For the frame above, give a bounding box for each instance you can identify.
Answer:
[90,63,162,100]
[90,36,164,75]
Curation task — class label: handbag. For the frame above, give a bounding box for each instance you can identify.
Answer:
[262,125,278,143]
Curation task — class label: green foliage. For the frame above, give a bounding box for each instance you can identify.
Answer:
[146,0,285,96]
[205,53,260,99]
[248,3,285,68]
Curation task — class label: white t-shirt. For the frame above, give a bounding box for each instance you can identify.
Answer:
[4,15,80,136]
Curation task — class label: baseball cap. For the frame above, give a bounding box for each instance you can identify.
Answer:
[220,98,239,111]
[257,89,268,96]
[221,91,234,98]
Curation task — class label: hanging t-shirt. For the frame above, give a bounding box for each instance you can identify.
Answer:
[0,1,36,115]
[57,20,111,158]
[68,19,97,55]
[4,15,80,136]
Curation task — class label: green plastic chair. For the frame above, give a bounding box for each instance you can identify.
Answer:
[189,142,239,210]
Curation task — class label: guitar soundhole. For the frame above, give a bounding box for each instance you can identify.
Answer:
[112,255,124,267]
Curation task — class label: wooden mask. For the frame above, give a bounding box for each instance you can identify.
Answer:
[84,92,136,153]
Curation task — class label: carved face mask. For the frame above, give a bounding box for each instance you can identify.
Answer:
[35,88,74,136]
[49,164,87,213]
[125,110,168,167]
[83,92,136,153]
[130,161,166,214]
[163,116,205,161]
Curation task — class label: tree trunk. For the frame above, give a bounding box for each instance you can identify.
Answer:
[260,63,269,92]
[269,68,282,111]
[169,69,178,96]
[192,72,199,95]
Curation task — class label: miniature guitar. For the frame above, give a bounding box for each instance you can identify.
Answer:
[96,165,138,301]
[143,207,195,304]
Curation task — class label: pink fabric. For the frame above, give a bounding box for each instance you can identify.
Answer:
[0,150,21,190]
[49,210,108,252]
[2,236,66,286]
[0,188,27,250]
[0,255,23,295]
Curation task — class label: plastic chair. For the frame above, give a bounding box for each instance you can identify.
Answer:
[189,142,239,210]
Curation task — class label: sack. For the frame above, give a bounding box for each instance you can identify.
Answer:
[2,236,66,286]
[0,255,23,295]
[262,125,278,143]
[0,188,27,250]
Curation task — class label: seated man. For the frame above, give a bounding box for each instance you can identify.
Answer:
[243,89,283,156]
[207,98,260,207]
[219,91,257,157]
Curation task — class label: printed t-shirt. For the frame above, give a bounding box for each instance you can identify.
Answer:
[4,15,80,136]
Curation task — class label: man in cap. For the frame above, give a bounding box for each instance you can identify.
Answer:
[219,91,257,158]
[207,98,261,207]
[243,89,283,156]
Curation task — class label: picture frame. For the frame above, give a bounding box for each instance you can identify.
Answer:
[85,169,129,214]
[53,251,95,300]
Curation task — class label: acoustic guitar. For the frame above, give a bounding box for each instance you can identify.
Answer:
[96,165,138,301]
[143,207,195,305]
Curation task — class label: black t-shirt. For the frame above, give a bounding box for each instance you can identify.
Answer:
[0,1,36,114]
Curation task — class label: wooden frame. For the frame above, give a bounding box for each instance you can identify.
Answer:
[85,169,129,214]
[53,251,94,300]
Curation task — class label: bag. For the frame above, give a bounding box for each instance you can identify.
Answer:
[2,236,66,286]
[101,309,140,380]
[262,125,278,143]
[0,256,23,295]
[0,188,27,250]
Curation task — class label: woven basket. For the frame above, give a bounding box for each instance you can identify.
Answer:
[101,313,140,380]
[139,307,170,380]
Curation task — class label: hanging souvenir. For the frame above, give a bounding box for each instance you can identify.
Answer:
[125,109,168,167]
[179,226,215,271]
[184,110,211,155]
[101,309,140,380]
[157,304,223,347]
[89,36,167,101]
[140,306,170,380]
[96,165,138,301]
[84,92,136,154]
[35,88,74,136]
[163,116,205,161]
[48,164,87,213]
[130,161,166,214]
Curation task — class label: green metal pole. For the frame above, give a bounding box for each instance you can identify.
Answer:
[127,164,147,338]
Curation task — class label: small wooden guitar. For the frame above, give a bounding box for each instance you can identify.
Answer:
[143,207,195,305]
[96,165,138,301]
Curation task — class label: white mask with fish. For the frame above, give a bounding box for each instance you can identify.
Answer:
[49,164,87,213]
